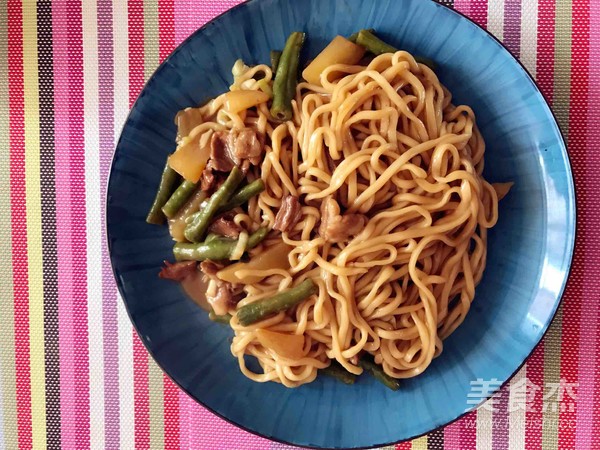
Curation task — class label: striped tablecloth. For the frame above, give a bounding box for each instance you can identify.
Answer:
[0,0,597,448]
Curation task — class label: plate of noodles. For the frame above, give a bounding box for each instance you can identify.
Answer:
[106,0,575,447]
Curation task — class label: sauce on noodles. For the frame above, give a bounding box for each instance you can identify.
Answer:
[150,32,508,388]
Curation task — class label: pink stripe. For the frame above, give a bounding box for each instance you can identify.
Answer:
[459,412,476,450]
[187,398,203,448]
[576,0,599,447]
[67,1,92,445]
[503,0,522,56]
[493,385,510,450]
[174,0,240,45]
[470,0,488,28]
[443,421,463,450]
[96,0,120,447]
[173,0,199,46]
[193,399,221,449]
[453,0,488,31]
[453,0,471,16]
[52,0,77,447]
[178,391,190,449]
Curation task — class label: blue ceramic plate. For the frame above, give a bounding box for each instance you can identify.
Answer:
[107,0,576,447]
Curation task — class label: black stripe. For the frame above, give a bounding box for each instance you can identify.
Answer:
[37,0,61,446]
[427,428,445,449]
[436,0,455,7]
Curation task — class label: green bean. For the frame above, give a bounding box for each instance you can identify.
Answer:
[184,166,244,242]
[185,210,200,225]
[237,279,317,326]
[216,179,265,214]
[270,50,282,74]
[270,32,305,122]
[209,310,232,325]
[205,233,221,243]
[359,356,400,391]
[348,28,374,43]
[162,180,197,219]
[244,227,269,248]
[174,227,268,261]
[146,162,180,224]
[321,363,356,385]
[355,29,436,70]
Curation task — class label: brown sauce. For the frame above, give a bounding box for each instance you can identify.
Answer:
[180,272,210,311]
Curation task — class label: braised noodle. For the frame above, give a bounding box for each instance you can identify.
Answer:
[169,49,502,387]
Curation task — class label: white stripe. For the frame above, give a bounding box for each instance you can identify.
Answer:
[509,366,527,450]
[0,352,5,450]
[117,294,135,449]
[520,0,538,77]
[476,407,493,450]
[112,1,135,447]
[83,0,105,447]
[487,0,505,41]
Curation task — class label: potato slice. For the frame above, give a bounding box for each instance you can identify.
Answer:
[224,90,270,114]
[217,241,292,284]
[168,133,211,183]
[302,36,366,85]
[256,329,304,360]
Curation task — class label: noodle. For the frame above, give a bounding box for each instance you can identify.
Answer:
[172,49,500,387]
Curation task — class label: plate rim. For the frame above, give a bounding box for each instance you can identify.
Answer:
[105,0,577,448]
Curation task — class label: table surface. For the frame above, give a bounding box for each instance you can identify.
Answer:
[0,0,598,448]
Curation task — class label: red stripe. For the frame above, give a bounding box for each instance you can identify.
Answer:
[127,0,150,448]
[525,346,543,449]
[127,0,145,105]
[65,1,92,446]
[558,0,590,448]
[7,1,32,447]
[459,411,477,450]
[536,0,555,102]
[443,421,463,450]
[163,378,180,450]
[492,384,509,449]
[158,0,175,62]
[395,441,411,450]
[132,335,150,449]
[470,0,488,29]
[591,0,600,442]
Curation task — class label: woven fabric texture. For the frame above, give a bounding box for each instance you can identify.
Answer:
[0,0,597,448]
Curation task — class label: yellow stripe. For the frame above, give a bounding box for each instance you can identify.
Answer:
[148,360,164,449]
[22,1,46,448]
[411,436,428,450]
